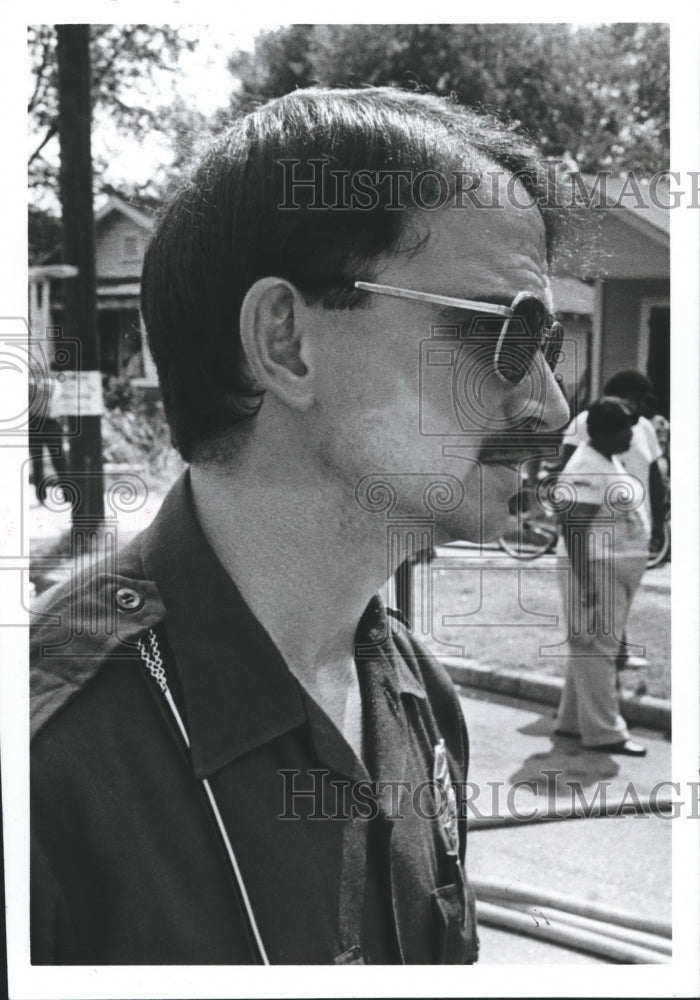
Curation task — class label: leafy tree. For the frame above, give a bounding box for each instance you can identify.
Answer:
[227,23,669,175]
[28,21,669,262]
[575,23,669,175]
[28,25,203,260]
[28,24,197,198]
[229,24,318,100]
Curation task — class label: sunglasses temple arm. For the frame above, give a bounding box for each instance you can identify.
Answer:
[353,281,512,317]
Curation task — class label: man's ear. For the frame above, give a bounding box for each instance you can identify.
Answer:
[239,277,315,411]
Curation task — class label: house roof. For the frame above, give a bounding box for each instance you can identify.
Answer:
[550,276,595,315]
[554,173,670,281]
[95,194,154,231]
[579,173,670,243]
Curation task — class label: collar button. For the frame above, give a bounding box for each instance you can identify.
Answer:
[115,586,144,612]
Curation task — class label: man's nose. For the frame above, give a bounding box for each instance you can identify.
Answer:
[504,355,570,432]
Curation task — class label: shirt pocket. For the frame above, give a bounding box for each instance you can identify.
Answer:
[431,878,479,964]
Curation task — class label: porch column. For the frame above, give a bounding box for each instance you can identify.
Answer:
[590,279,604,398]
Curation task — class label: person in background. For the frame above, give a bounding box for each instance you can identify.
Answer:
[555,397,649,756]
[28,363,67,505]
[649,411,670,483]
[560,369,665,668]
[560,369,664,531]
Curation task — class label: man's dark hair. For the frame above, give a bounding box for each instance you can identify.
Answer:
[603,369,653,400]
[586,396,635,438]
[141,86,570,460]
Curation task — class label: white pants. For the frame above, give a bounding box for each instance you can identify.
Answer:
[556,517,648,747]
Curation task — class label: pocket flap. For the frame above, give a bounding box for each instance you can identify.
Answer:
[431,879,479,964]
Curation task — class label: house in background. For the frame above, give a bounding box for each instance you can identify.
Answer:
[555,176,670,417]
[549,275,595,415]
[92,195,158,387]
[30,194,159,386]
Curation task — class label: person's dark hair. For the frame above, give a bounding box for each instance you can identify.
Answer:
[603,369,653,399]
[141,86,571,460]
[586,396,635,439]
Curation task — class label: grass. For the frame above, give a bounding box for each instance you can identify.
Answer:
[414,553,671,700]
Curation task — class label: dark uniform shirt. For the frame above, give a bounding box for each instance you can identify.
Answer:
[31,472,479,965]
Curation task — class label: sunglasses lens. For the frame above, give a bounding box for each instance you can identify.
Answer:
[543,321,564,371]
[495,298,546,383]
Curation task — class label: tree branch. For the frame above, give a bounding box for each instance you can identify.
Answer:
[28,120,59,166]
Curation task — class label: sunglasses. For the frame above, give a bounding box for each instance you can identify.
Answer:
[353,281,564,385]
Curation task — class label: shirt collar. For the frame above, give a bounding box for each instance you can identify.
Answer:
[141,472,306,778]
[140,471,426,779]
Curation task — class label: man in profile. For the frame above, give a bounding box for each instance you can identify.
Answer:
[31,86,569,964]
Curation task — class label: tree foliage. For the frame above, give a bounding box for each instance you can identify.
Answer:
[27,21,669,262]
[228,23,669,175]
[28,24,196,196]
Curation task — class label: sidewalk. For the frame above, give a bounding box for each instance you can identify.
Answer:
[458,685,672,963]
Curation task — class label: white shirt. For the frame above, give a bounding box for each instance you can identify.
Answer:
[563,441,651,542]
[562,412,661,521]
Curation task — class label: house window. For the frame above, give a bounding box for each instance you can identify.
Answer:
[122,235,139,262]
[99,310,144,378]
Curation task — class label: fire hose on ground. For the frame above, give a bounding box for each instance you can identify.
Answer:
[471,876,672,964]
[467,791,674,830]
[468,793,674,962]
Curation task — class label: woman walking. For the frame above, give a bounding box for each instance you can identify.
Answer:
[555,397,650,756]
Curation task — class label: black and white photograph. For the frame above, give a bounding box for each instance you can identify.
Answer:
[1,3,698,998]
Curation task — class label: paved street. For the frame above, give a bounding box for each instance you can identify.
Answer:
[458,685,672,963]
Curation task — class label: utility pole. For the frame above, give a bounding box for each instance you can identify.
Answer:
[56,24,104,521]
